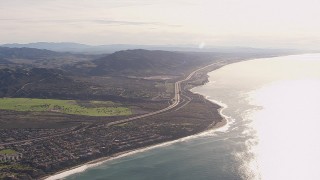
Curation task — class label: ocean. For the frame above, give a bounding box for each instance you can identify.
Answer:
[54,54,320,180]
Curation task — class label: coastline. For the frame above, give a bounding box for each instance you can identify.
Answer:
[42,53,313,180]
[43,66,229,180]
[44,118,228,180]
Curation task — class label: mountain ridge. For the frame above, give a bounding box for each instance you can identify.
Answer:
[2,42,303,54]
[75,49,214,76]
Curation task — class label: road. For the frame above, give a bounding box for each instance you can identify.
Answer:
[107,62,218,126]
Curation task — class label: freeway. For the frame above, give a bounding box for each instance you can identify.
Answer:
[107,62,218,126]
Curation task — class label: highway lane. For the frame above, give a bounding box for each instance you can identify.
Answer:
[107,62,218,126]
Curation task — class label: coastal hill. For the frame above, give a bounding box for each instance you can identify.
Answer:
[2,42,302,54]
[0,68,83,98]
[82,48,296,77]
[0,47,101,68]
[2,42,92,53]
[0,47,62,60]
[0,47,214,101]
[88,49,212,76]
[0,47,299,101]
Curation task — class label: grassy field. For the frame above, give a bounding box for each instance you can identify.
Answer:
[0,149,17,155]
[0,98,131,116]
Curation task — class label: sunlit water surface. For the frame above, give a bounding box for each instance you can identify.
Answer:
[62,54,320,180]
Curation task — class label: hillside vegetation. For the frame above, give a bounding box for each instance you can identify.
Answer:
[74,49,214,76]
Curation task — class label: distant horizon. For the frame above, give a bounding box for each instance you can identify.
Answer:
[1,0,319,50]
[0,41,314,51]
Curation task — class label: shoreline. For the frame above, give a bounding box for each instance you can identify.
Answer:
[43,53,309,180]
[44,118,228,180]
[44,116,228,180]
[43,65,229,180]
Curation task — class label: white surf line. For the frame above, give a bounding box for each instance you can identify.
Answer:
[46,112,229,180]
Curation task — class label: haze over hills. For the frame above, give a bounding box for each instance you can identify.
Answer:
[1,42,305,54]
[2,42,93,53]
[87,49,213,76]
[0,47,216,101]
[0,46,296,101]
[0,46,63,59]
[0,46,303,78]
[0,46,102,68]
[73,48,304,77]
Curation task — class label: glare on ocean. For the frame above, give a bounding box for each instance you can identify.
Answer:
[240,55,320,180]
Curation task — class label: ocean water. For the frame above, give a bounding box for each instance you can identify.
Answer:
[60,54,320,180]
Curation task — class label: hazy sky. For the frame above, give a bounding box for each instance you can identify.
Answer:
[1,0,319,49]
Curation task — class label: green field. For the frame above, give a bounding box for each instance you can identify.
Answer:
[0,98,131,116]
[0,149,17,155]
